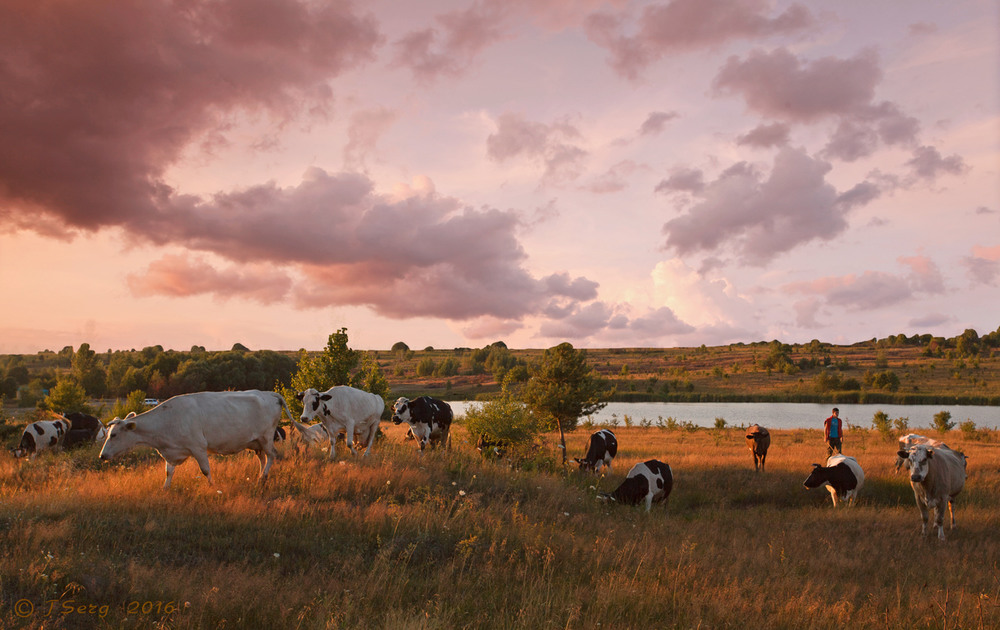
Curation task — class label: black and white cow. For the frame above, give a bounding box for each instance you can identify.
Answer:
[297,387,385,459]
[391,396,453,454]
[573,429,617,474]
[803,454,865,508]
[897,444,967,541]
[599,459,673,512]
[11,416,71,458]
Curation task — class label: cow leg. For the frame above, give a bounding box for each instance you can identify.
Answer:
[760,452,766,473]
[163,461,176,489]
[917,499,930,536]
[360,421,378,457]
[257,449,275,483]
[323,422,338,460]
[933,502,947,541]
[948,498,956,530]
[193,451,212,485]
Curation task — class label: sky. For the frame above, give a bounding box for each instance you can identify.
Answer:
[0,0,997,353]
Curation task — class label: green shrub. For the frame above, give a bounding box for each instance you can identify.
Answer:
[872,410,892,439]
[932,410,955,433]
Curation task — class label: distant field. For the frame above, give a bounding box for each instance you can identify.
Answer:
[1,422,998,628]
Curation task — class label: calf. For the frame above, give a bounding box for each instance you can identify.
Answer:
[745,424,770,472]
[898,444,967,541]
[895,434,947,471]
[287,420,331,451]
[11,417,71,458]
[599,459,673,512]
[574,429,617,474]
[392,396,453,454]
[803,454,864,508]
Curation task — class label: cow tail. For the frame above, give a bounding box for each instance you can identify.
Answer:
[274,392,294,426]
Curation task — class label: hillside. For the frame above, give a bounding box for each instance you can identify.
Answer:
[384,338,1000,405]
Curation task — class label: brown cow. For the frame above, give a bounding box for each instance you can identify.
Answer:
[745,424,770,472]
[897,444,967,540]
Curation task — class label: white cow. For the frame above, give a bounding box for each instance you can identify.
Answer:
[895,434,948,471]
[897,444,967,540]
[297,387,385,459]
[288,420,331,451]
[99,390,291,489]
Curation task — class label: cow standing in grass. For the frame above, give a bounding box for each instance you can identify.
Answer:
[745,424,770,472]
[99,390,290,489]
[574,429,617,474]
[898,444,967,541]
[391,396,453,454]
[297,386,385,459]
[600,459,673,512]
[11,416,70,458]
[803,454,864,508]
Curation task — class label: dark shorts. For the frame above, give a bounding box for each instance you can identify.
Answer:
[827,437,842,454]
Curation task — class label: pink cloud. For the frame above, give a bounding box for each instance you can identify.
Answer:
[661,148,879,264]
[963,245,1000,286]
[905,145,968,181]
[584,160,643,194]
[392,2,509,82]
[486,113,588,184]
[736,123,790,148]
[128,255,292,304]
[639,111,680,136]
[0,0,380,236]
[343,108,398,169]
[585,0,814,80]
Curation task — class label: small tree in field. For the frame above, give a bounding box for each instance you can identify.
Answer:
[522,342,608,465]
[462,377,541,455]
[932,410,955,434]
[43,379,90,414]
[872,410,892,440]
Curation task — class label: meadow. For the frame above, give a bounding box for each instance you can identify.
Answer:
[1,421,998,629]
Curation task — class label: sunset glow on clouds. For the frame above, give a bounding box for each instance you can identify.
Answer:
[0,0,996,352]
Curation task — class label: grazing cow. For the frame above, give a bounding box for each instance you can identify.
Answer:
[895,434,947,471]
[599,459,673,512]
[573,429,618,474]
[897,444,967,541]
[475,435,508,460]
[287,420,332,451]
[297,387,385,459]
[745,424,771,472]
[99,390,291,489]
[11,417,70,458]
[803,454,865,508]
[391,396,453,454]
[60,412,105,450]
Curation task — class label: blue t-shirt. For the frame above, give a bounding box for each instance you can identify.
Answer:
[827,416,839,438]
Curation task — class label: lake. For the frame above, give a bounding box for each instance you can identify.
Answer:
[445,400,1000,431]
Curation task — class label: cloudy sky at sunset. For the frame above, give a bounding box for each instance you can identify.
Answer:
[1,0,997,353]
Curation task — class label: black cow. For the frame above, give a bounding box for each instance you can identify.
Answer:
[802,454,865,508]
[599,459,673,512]
[61,412,105,450]
[475,434,509,460]
[573,429,618,474]
[745,424,770,472]
[391,396,453,453]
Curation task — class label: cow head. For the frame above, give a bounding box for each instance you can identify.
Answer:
[298,388,331,423]
[574,457,595,472]
[391,397,411,425]
[899,445,933,483]
[802,464,829,489]
[99,417,140,461]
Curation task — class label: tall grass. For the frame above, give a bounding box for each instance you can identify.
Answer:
[1,424,999,628]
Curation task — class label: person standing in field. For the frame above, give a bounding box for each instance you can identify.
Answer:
[824,407,843,456]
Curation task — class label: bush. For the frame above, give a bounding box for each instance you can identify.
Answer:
[871,410,892,439]
[932,410,955,433]
[893,416,910,433]
[461,392,542,454]
[959,419,989,442]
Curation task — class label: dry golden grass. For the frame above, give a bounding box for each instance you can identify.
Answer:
[1,422,999,629]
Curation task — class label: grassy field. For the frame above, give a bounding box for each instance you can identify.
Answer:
[1,421,999,629]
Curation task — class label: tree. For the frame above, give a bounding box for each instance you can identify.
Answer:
[43,378,89,414]
[522,342,608,465]
[932,410,955,434]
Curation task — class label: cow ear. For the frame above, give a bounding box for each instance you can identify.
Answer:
[125,421,137,431]
[125,411,137,419]
[295,392,304,401]
[811,463,820,468]
[320,394,332,401]
[926,449,933,459]
[897,450,909,459]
